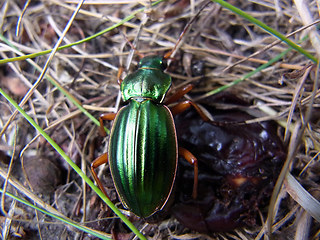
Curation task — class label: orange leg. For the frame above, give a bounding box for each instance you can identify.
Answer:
[165,84,193,105]
[179,147,198,199]
[99,113,116,137]
[167,86,209,199]
[92,114,116,202]
[166,84,210,122]
[117,66,124,85]
[171,100,210,122]
[90,152,110,199]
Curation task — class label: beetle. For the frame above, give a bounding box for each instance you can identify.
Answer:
[90,3,211,218]
[90,55,210,218]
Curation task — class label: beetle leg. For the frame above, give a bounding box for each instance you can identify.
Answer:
[178,147,198,199]
[91,152,111,199]
[165,84,193,104]
[117,66,124,85]
[99,113,117,136]
[171,100,210,122]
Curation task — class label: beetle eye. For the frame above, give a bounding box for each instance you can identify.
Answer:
[161,58,168,70]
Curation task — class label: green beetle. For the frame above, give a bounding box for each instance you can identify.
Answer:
[90,2,214,217]
[91,55,202,218]
[110,56,177,217]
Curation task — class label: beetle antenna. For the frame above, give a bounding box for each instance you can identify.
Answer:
[164,1,211,60]
[120,25,145,71]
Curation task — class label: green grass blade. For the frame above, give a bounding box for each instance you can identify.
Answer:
[0,35,103,132]
[0,88,147,240]
[0,0,164,65]
[210,0,317,63]
[198,47,292,99]
[0,188,111,239]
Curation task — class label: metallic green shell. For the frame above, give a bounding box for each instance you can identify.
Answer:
[108,99,177,218]
[120,55,171,103]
